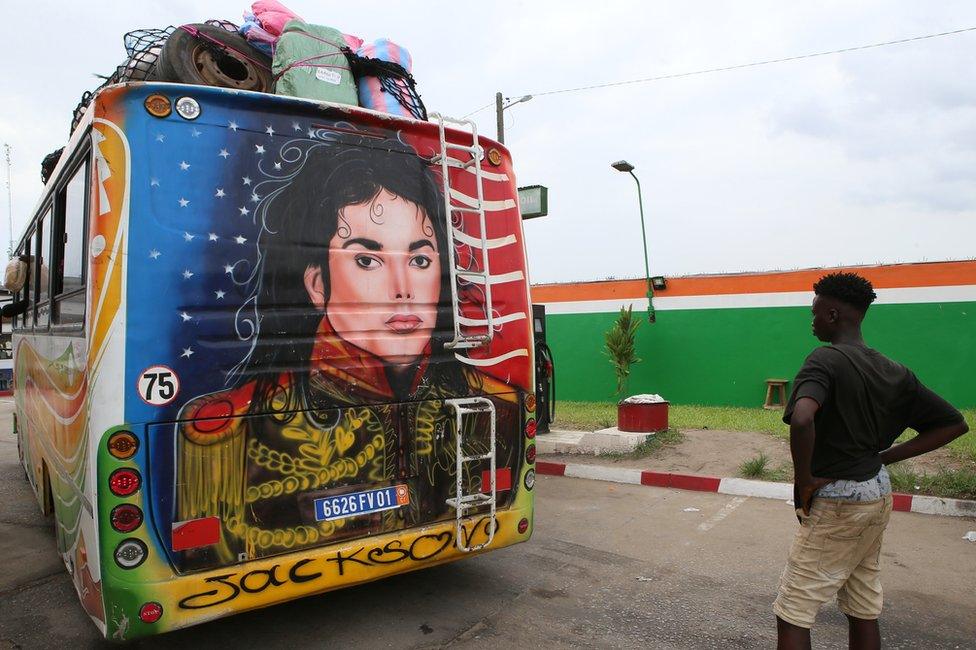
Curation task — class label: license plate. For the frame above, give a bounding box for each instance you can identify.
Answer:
[313,484,410,522]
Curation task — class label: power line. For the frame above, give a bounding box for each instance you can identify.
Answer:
[462,25,976,118]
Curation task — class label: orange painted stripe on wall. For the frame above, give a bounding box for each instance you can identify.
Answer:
[531,260,976,303]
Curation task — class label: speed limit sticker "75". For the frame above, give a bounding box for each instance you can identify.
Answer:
[137,365,181,406]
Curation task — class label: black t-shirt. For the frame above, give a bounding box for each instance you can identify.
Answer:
[783,343,964,481]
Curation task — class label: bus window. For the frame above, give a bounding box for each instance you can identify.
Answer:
[54,159,87,326]
[20,234,33,330]
[35,210,51,329]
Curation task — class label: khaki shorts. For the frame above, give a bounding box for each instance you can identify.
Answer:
[773,495,893,628]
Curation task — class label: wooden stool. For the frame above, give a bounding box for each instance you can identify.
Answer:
[764,378,788,410]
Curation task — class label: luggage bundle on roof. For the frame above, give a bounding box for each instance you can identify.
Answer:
[68,1,426,135]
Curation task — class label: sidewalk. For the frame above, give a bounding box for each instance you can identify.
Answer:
[535,427,976,519]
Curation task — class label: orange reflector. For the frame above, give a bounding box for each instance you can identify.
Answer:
[525,394,536,412]
[144,94,171,118]
[107,431,138,459]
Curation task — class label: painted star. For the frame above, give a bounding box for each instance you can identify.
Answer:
[215,188,226,198]
[292,121,302,131]
[178,198,189,207]
[218,149,230,159]
[307,128,317,138]
[239,206,250,216]
[265,125,275,136]
[183,232,195,242]
[215,290,226,300]
[208,233,219,242]
[191,127,202,138]
[179,161,190,171]
[180,311,192,322]
[273,162,282,171]
[149,249,161,259]
[150,178,160,187]
[182,269,194,279]
[156,134,165,142]
[181,347,195,358]
[223,264,235,275]
[228,121,239,131]
[242,176,252,186]
[250,192,261,203]
[254,144,265,154]
[234,235,248,244]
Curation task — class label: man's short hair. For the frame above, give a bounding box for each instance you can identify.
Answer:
[813,272,877,312]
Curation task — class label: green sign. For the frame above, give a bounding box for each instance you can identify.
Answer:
[517,185,548,219]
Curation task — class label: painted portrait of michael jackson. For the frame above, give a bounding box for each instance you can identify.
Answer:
[174,128,516,565]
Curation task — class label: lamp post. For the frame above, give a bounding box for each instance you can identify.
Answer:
[495,92,533,144]
[611,160,656,323]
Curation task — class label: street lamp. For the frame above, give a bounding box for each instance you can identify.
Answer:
[611,160,656,323]
[495,92,533,144]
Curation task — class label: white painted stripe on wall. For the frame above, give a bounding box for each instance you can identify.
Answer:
[719,478,792,500]
[563,464,644,485]
[541,285,976,315]
[910,495,976,518]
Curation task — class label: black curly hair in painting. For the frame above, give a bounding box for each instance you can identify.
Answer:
[235,128,472,407]
[813,272,878,313]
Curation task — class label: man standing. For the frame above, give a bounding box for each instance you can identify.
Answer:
[774,272,968,650]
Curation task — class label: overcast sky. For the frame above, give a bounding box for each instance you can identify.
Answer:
[2,1,975,284]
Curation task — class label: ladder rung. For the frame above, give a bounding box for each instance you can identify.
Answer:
[461,453,493,462]
[447,494,494,509]
[456,405,493,414]
[444,143,480,154]
[451,206,483,213]
[456,270,487,280]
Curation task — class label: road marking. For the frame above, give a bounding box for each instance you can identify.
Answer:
[698,496,747,532]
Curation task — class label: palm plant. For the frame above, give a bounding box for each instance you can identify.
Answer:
[604,305,641,399]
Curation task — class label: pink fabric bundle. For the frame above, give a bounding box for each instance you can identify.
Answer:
[251,0,303,36]
[356,39,414,117]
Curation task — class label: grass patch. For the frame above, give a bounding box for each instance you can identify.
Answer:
[554,402,976,463]
[738,452,791,482]
[599,428,684,460]
[887,463,976,500]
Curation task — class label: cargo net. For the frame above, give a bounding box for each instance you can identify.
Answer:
[68,21,239,134]
[344,49,428,121]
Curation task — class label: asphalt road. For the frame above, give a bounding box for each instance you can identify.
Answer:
[1,404,974,648]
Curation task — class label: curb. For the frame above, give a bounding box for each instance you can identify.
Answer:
[535,461,976,519]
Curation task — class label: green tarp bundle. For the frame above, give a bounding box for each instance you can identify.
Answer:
[273,21,359,106]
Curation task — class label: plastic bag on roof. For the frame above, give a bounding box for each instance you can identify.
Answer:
[240,13,275,55]
[252,0,304,36]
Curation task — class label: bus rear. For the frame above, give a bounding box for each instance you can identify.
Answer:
[87,82,536,639]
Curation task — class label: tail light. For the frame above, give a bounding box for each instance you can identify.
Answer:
[107,431,139,459]
[114,539,148,569]
[525,394,537,412]
[524,469,535,490]
[517,518,529,534]
[110,504,143,533]
[525,418,537,439]
[109,468,141,497]
[525,444,536,464]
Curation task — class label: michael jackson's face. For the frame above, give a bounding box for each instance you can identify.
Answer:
[304,189,442,365]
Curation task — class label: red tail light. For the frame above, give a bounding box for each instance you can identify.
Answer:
[111,504,143,533]
[139,602,163,623]
[525,418,537,439]
[517,518,529,534]
[525,444,536,464]
[109,468,141,497]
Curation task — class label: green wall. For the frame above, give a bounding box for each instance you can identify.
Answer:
[547,302,975,408]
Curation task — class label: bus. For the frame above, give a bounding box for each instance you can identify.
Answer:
[12,81,536,640]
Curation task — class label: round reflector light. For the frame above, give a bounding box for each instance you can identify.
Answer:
[109,468,141,497]
[114,539,148,569]
[144,94,171,118]
[517,518,529,534]
[107,431,138,460]
[175,96,201,120]
[525,418,537,439]
[525,394,537,412]
[110,504,143,533]
[525,444,536,464]
[524,469,536,490]
[139,602,163,624]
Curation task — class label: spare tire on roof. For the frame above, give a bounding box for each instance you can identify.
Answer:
[156,23,273,93]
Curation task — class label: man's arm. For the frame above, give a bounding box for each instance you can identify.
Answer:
[790,397,833,518]
[880,420,969,465]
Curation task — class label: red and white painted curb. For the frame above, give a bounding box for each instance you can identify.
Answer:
[536,461,976,519]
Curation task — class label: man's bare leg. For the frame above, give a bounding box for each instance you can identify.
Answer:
[776,616,811,650]
[847,614,881,650]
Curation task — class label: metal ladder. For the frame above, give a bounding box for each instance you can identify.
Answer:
[428,112,495,350]
[444,397,497,552]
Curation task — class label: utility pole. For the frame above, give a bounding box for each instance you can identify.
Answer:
[495,92,505,144]
[4,144,11,257]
